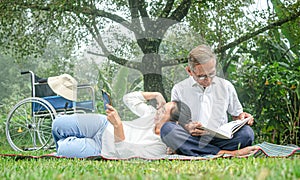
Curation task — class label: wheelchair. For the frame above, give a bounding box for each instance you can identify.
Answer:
[6,71,96,151]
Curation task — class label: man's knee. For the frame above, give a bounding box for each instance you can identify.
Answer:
[239,125,254,146]
[160,122,193,151]
[160,122,177,138]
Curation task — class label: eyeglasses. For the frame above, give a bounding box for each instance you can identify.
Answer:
[193,72,216,81]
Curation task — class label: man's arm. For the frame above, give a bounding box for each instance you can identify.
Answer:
[226,81,254,126]
[171,85,179,101]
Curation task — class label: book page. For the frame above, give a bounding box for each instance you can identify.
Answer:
[202,116,252,139]
[202,126,232,139]
[218,116,251,134]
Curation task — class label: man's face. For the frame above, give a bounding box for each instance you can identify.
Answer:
[186,59,216,88]
[154,102,175,126]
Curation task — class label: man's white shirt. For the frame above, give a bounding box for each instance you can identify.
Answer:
[171,76,243,129]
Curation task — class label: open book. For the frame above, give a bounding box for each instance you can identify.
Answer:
[202,116,252,139]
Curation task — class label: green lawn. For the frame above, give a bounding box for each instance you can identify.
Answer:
[0,137,300,180]
[0,155,299,180]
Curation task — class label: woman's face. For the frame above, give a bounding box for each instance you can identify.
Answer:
[154,102,175,128]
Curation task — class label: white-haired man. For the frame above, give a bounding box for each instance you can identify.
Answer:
[160,44,256,156]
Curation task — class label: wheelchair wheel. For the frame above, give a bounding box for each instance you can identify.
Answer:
[6,97,57,151]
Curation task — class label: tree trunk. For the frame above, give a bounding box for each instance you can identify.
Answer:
[141,53,168,100]
[144,73,167,99]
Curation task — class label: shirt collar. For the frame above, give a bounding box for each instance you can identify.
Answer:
[189,76,198,87]
[189,76,216,89]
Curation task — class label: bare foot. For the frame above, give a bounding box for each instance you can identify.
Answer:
[166,147,176,155]
[218,146,260,156]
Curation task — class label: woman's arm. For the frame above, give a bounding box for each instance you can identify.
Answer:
[141,92,166,109]
[123,91,166,117]
[106,92,166,142]
[105,104,125,142]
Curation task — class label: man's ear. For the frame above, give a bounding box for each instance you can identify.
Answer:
[185,66,193,76]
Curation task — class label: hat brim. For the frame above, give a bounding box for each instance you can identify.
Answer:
[48,74,78,101]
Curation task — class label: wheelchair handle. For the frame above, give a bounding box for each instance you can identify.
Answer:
[21,71,30,75]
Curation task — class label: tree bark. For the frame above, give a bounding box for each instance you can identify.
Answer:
[141,53,167,99]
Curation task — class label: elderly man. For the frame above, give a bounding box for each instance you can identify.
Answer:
[160,44,256,156]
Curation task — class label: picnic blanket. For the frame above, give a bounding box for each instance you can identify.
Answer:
[0,142,299,161]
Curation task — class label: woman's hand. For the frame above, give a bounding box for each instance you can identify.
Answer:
[105,104,125,142]
[105,104,122,127]
[141,92,166,109]
[154,93,166,109]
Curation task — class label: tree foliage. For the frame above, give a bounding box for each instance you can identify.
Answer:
[1,0,298,97]
[0,0,299,143]
[227,0,300,144]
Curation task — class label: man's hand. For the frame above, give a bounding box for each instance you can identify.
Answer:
[184,121,208,136]
[232,112,254,126]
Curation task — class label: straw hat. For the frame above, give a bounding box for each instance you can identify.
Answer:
[48,74,78,101]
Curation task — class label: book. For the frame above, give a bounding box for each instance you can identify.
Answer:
[202,116,252,139]
[101,89,112,110]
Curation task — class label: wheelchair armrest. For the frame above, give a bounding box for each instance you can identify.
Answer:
[77,84,95,95]
[37,78,48,83]
[77,84,92,87]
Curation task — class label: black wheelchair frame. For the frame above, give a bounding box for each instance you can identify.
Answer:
[6,71,96,151]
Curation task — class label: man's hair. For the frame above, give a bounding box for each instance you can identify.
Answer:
[188,44,216,71]
[170,101,192,127]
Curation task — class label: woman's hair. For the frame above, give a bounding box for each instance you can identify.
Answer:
[170,101,192,127]
[188,44,216,71]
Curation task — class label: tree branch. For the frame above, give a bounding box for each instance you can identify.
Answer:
[169,0,192,21]
[138,0,149,18]
[161,57,188,67]
[88,51,142,70]
[79,15,110,55]
[107,54,142,69]
[128,0,145,38]
[91,17,110,55]
[128,0,140,19]
[216,10,300,53]
[159,0,175,18]
[11,2,135,32]
[87,51,107,57]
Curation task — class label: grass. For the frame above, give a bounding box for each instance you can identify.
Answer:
[0,155,299,180]
[0,125,299,179]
